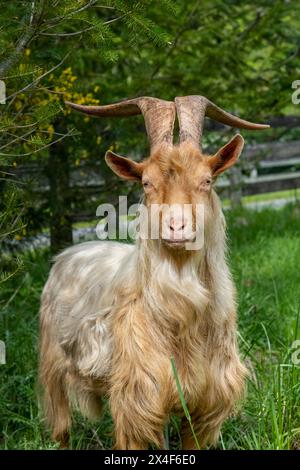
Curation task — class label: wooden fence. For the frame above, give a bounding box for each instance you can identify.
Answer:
[217,139,300,205]
[10,139,300,219]
[5,131,300,252]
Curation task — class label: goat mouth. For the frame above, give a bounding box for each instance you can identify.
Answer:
[162,238,194,249]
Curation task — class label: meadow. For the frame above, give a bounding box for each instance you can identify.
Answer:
[1,203,300,450]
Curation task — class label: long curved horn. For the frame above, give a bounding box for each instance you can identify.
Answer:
[65,97,176,152]
[175,95,270,149]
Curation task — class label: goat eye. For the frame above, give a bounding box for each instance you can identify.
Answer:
[142,181,152,191]
[199,178,212,191]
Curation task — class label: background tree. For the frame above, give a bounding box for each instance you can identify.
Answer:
[0,0,175,253]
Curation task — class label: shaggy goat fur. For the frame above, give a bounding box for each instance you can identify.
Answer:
[39,142,248,449]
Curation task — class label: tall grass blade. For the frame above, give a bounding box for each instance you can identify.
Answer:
[170,355,200,450]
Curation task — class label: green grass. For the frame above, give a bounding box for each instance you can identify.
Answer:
[1,203,300,449]
[222,188,300,207]
[241,187,300,204]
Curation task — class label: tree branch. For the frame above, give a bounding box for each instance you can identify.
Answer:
[6,50,71,101]
[0,128,75,158]
[0,1,46,76]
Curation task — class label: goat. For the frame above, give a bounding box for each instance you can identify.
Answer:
[39,95,269,449]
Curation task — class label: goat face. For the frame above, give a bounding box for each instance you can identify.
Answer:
[105,134,244,251]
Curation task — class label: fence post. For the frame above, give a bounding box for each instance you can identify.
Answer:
[0,80,6,104]
[0,340,6,365]
[229,166,243,208]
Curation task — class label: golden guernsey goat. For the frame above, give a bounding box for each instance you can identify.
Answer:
[39,95,269,449]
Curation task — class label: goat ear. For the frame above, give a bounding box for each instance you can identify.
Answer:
[105,150,144,181]
[208,134,244,177]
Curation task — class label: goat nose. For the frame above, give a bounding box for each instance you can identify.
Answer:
[169,216,186,232]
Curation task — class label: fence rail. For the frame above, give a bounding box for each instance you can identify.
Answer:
[216,139,300,202]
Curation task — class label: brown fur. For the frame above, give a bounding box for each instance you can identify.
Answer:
[39,141,247,449]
